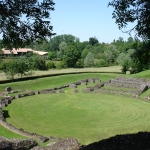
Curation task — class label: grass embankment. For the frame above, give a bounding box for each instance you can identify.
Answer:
[0,125,24,139]
[0,73,119,92]
[0,66,122,81]
[0,69,150,144]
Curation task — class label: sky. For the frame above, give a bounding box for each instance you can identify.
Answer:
[50,0,136,43]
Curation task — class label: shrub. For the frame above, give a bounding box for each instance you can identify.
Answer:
[47,61,56,69]
[84,52,94,67]
[94,59,108,67]
[57,61,67,69]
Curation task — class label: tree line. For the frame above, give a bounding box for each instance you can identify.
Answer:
[0,33,149,80]
[26,34,150,73]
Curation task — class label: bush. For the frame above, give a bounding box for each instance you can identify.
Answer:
[29,55,47,70]
[75,60,83,68]
[57,61,67,69]
[46,61,56,69]
[94,59,108,67]
[84,52,94,67]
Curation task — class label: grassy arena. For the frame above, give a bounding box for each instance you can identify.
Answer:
[1,70,150,144]
[3,92,150,144]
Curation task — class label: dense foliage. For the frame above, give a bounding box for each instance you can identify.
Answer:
[108,0,150,41]
[0,34,150,79]
[0,0,55,48]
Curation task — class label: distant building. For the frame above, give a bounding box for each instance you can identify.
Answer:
[1,48,48,57]
[1,49,11,57]
[33,51,48,58]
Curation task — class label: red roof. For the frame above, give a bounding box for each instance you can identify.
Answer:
[11,49,18,54]
[2,49,11,54]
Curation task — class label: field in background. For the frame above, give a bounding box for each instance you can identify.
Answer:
[0,66,122,81]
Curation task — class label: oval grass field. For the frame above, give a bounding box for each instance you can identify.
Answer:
[3,93,150,144]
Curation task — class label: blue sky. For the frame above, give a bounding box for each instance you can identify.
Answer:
[50,0,136,43]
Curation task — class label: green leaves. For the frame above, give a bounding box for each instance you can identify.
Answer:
[108,0,150,40]
[0,0,55,48]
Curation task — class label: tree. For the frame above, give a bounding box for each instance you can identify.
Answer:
[117,52,126,66]
[89,37,99,46]
[84,52,94,67]
[28,55,47,70]
[104,50,114,64]
[46,61,55,69]
[48,51,55,60]
[81,48,89,59]
[131,42,150,73]
[108,0,150,40]
[3,61,18,80]
[0,0,55,48]
[16,58,29,78]
[59,42,68,52]
[63,43,80,67]
[48,34,78,52]
[127,37,134,43]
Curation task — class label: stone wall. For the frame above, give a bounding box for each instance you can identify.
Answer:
[99,77,150,97]
[0,96,15,108]
[0,136,38,150]
[17,91,35,98]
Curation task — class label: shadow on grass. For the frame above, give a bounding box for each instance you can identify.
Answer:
[80,132,150,150]
[3,110,10,119]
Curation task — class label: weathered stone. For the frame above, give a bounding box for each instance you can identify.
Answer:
[35,91,40,95]
[74,89,79,93]
[17,91,35,98]
[31,146,45,150]
[11,139,38,150]
[0,140,12,149]
[88,78,95,83]
[5,87,12,93]
[58,89,65,93]
[0,137,38,150]
[69,84,77,88]
[82,87,94,93]
[80,81,87,85]
[94,78,101,82]
[46,138,81,150]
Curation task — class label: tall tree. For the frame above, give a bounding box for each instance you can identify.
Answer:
[3,61,18,80]
[0,0,55,48]
[89,37,99,46]
[108,0,150,40]
[84,52,94,67]
[16,58,30,78]
[63,43,81,67]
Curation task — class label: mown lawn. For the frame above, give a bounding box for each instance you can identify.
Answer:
[0,69,150,144]
[0,73,119,92]
[0,124,24,139]
[3,93,150,144]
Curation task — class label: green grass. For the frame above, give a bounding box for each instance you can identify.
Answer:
[131,70,150,78]
[0,124,25,139]
[0,69,150,145]
[3,93,150,144]
[0,66,122,81]
[0,73,117,92]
